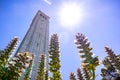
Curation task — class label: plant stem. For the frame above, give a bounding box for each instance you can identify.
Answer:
[92,66,95,80]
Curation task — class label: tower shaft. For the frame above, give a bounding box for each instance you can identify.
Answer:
[16,10,49,80]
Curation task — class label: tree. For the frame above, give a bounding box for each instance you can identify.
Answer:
[74,33,100,80]
[37,54,46,80]
[49,34,62,80]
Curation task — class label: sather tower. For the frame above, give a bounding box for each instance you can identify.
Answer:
[16,10,49,80]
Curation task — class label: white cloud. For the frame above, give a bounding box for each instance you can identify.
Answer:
[43,0,52,5]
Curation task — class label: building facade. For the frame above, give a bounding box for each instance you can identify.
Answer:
[16,10,49,80]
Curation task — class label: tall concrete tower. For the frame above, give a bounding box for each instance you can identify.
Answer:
[16,10,49,80]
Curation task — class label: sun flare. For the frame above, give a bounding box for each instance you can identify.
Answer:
[59,2,83,29]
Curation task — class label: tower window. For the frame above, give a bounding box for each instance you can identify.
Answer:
[37,43,39,47]
[40,14,42,16]
[45,17,47,20]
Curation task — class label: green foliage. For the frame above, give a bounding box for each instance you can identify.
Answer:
[75,33,100,80]
[37,54,46,80]
[49,34,62,80]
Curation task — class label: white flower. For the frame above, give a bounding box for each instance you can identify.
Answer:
[22,68,25,72]
[25,63,29,68]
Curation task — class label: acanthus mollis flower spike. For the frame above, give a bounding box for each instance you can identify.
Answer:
[101,56,119,80]
[82,67,91,80]
[4,37,19,54]
[24,54,34,80]
[49,33,62,80]
[75,33,92,52]
[70,72,76,80]
[101,66,120,80]
[102,57,115,69]
[75,33,100,80]
[77,68,84,80]
[49,34,60,53]
[105,47,116,57]
[0,37,19,67]
[92,56,100,69]
[37,54,46,80]
[8,52,32,79]
[105,47,120,71]
[45,70,48,80]
[75,33,93,59]
[101,68,111,80]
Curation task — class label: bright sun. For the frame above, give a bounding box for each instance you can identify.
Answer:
[59,2,83,29]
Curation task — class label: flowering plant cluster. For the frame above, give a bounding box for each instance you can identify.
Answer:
[0,33,120,80]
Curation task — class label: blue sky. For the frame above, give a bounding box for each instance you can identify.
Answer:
[0,0,120,79]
